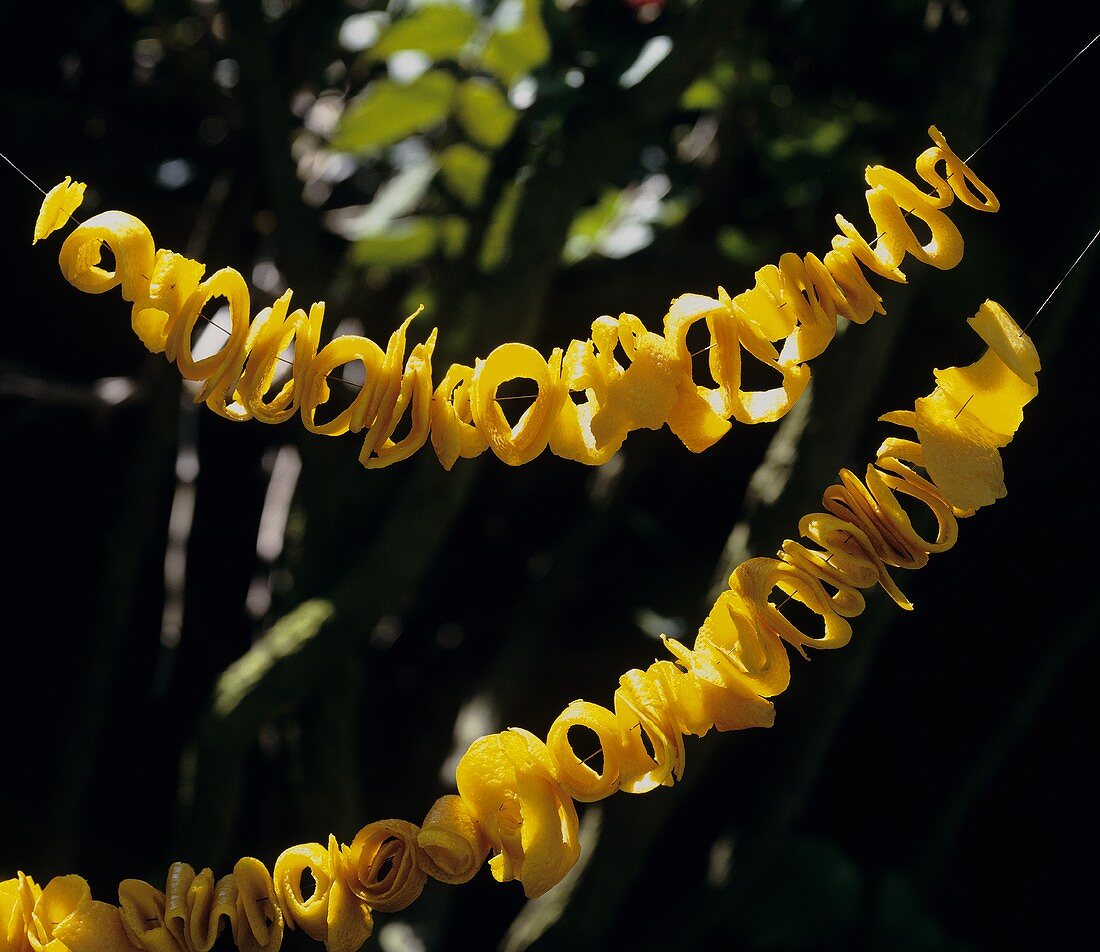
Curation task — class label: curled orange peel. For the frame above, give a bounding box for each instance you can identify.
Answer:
[13,132,1038,952]
[36,128,994,469]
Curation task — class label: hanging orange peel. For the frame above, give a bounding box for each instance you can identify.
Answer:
[12,126,1034,951]
[34,127,997,470]
[341,820,426,914]
[114,857,283,952]
[415,795,490,885]
[32,176,85,244]
[0,872,133,952]
[273,838,372,952]
[455,728,581,898]
[914,300,1040,509]
[3,300,1038,950]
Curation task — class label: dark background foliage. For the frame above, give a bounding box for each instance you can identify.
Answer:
[2,1,1098,949]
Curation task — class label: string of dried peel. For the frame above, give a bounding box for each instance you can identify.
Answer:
[31,127,996,470]
[2,298,1038,951]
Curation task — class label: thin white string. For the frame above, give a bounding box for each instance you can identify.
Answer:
[773,218,1100,610]
[965,32,1100,164]
[1022,223,1100,334]
[0,149,47,196]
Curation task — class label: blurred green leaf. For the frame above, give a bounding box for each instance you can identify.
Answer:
[351,217,438,266]
[331,159,438,239]
[478,0,550,85]
[402,283,438,322]
[369,4,478,61]
[332,72,457,153]
[682,77,722,111]
[874,873,971,952]
[730,836,867,949]
[563,189,622,263]
[439,215,470,258]
[748,55,774,85]
[682,60,737,110]
[811,117,851,152]
[717,226,761,265]
[455,78,518,148]
[479,177,524,272]
[769,115,853,161]
[564,175,672,264]
[439,143,491,207]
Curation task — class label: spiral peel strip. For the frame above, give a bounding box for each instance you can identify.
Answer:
[7,125,1037,951]
[36,128,995,470]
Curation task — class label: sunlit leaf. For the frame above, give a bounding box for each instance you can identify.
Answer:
[478,0,550,85]
[454,79,518,149]
[328,159,438,239]
[332,72,457,153]
[369,4,478,61]
[563,190,621,264]
[682,59,736,111]
[564,175,671,263]
[439,144,491,207]
[351,217,438,266]
[682,77,722,111]
[339,12,387,53]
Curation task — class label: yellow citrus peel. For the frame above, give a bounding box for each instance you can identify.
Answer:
[32,176,85,244]
[2,300,1038,950]
[12,128,1036,952]
[35,127,996,470]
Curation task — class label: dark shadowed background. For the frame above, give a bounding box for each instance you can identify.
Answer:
[2,1,1098,949]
